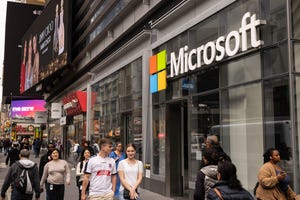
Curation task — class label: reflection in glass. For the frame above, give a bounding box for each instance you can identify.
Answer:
[221,83,263,190]
[189,93,219,183]
[220,53,261,87]
[152,105,166,176]
[263,77,294,187]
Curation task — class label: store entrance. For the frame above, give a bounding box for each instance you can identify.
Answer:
[166,100,189,198]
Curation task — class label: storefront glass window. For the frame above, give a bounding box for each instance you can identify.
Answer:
[294,43,300,72]
[261,0,287,45]
[152,105,166,176]
[220,53,261,87]
[263,77,294,188]
[292,0,300,39]
[221,82,263,191]
[91,58,142,154]
[189,93,220,183]
[262,43,288,77]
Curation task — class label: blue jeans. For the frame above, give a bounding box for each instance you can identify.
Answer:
[11,189,33,200]
[118,190,140,200]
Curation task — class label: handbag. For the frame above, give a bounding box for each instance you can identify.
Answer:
[123,188,138,200]
[123,188,131,199]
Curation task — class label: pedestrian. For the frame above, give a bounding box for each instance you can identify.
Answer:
[118,143,143,200]
[40,148,71,200]
[3,138,11,155]
[39,142,55,180]
[109,142,126,197]
[194,148,219,200]
[33,138,42,158]
[0,139,4,153]
[5,143,20,166]
[207,161,254,200]
[81,140,94,157]
[72,140,81,170]
[0,149,41,200]
[76,149,91,200]
[255,148,300,200]
[81,138,117,200]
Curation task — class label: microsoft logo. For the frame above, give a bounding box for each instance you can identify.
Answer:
[149,50,167,93]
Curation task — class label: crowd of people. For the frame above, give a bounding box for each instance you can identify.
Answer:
[1,134,300,200]
[194,134,300,200]
[0,138,143,200]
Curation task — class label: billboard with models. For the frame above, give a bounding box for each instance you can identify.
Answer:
[20,0,70,93]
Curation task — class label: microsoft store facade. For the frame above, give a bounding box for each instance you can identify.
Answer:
[84,0,300,198]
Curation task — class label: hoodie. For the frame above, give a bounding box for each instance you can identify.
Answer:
[0,159,41,198]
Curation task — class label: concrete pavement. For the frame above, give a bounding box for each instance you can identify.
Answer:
[0,150,174,200]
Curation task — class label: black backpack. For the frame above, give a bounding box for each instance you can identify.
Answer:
[15,162,34,194]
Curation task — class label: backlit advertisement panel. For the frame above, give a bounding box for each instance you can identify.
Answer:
[11,100,46,118]
[20,0,70,92]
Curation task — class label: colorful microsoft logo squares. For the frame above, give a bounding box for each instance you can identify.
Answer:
[149,50,167,93]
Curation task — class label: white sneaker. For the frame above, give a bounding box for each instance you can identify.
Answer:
[71,168,76,170]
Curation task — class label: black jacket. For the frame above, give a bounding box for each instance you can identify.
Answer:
[5,148,20,166]
[1,160,41,198]
[207,181,254,200]
[39,150,52,179]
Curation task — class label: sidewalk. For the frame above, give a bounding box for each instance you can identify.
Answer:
[0,151,174,200]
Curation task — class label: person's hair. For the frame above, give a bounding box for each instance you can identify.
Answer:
[263,148,277,164]
[115,141,122,147]
[218,161,243,190]
[79,149,91,172]
[203,147,219,165]
[51,148,62,159]
[20,149,30,158]
[99,138,112,148]
[126,143,136,151]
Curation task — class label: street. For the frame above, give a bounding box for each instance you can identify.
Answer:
[0,151,174,200]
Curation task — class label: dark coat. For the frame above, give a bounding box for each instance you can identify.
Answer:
[39,150,53,179]
[5,148,20,166]
[207,181,254,200]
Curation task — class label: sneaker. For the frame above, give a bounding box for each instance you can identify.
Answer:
[71,168,76,170]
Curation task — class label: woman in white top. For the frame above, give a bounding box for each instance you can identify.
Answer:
[76,149,91,200]
[118,143,143,200]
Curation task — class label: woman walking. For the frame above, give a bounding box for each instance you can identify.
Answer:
[76,149,91,200]
[207,161,254,200]
[255,148,300,200]
[118,143,143,200]
[40,148,70,200]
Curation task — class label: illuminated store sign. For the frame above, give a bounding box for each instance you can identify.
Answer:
[170,12,266,77]
[149,12,266,93]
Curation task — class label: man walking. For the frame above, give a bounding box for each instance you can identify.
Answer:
[1,149,41,200]
[81,138,116,200]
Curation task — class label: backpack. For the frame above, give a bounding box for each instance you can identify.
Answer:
[15,162,33,194]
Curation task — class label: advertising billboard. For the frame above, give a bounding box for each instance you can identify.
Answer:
[20,0,70,92]
[11,100,46,119]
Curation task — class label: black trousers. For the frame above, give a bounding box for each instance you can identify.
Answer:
[46,183,65,200]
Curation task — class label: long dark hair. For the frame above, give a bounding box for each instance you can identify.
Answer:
[79,149,91,172]
[218,161,243,190]
[263,148,277,164]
